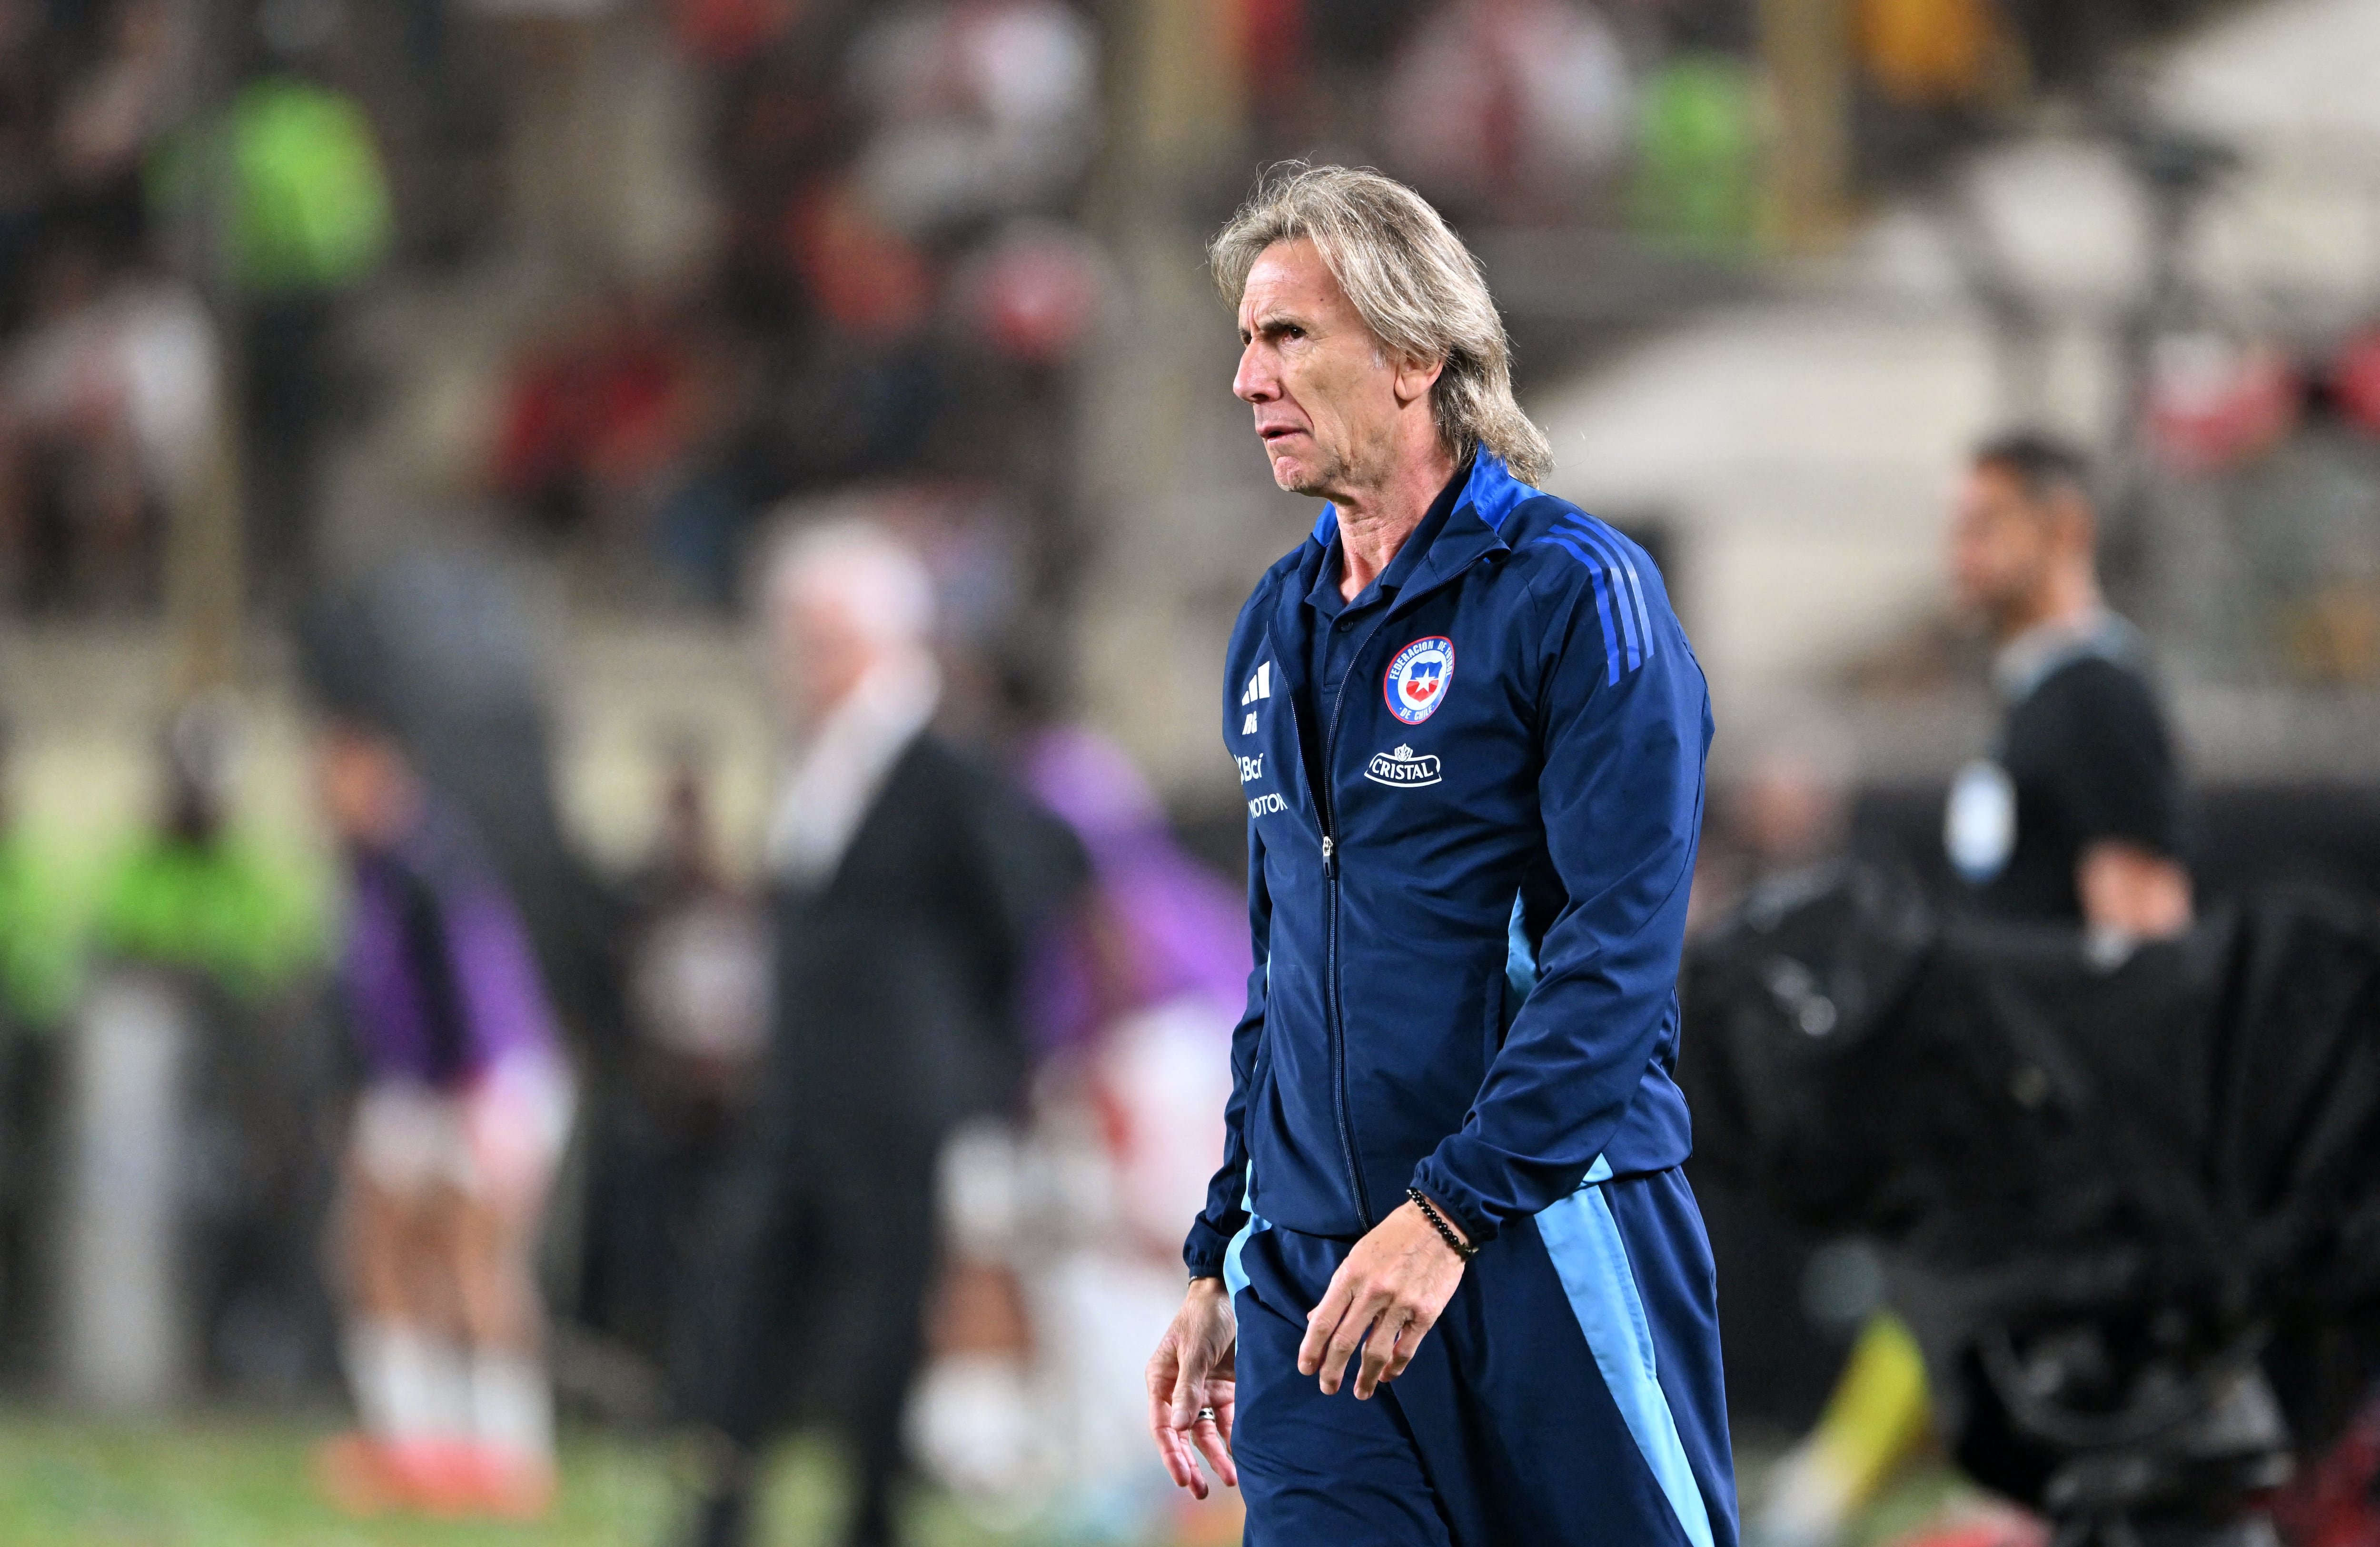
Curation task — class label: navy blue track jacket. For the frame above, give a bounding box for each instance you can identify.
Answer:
[1184,453,1714,1277]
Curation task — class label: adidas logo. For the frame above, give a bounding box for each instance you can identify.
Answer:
[1239,661,1273,707]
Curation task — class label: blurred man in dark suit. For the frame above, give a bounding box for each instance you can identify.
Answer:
[679,519,1081,1547]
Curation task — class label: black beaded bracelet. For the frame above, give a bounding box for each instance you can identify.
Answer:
[1406,1188,1477,1260]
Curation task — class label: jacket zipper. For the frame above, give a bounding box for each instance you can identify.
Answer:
[1281,541,1498,1237]
[1317,624,1385,1232]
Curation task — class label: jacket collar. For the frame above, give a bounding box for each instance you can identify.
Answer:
[1258,453,1535,697]
[1292,451,1526,594]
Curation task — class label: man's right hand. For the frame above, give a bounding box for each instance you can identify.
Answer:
[1146,1277,1238,1499]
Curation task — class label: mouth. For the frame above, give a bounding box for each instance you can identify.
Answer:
[1258,425,1304,448]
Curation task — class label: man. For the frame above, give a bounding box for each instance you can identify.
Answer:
[1145,164,1734,1547]
[1759,433,2193,1547]
[1942,431,2190,937]
[679,520,1080,1547]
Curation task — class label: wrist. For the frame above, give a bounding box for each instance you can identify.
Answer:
[1406,1188,1477,1260]
[1187,1274,1228,1297]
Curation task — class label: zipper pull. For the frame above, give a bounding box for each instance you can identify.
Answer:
[1321,836,1336,876]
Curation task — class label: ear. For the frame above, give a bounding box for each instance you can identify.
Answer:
[1391,351,1445,409]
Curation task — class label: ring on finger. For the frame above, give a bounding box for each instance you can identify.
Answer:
[1196,1406,1218,1423]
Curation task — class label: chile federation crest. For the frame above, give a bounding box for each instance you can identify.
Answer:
[1383,636,1455,725]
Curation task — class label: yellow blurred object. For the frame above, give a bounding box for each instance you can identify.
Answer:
[1856,0,2011,107]
[1815,1312,1934,1499]
[1762,1312,1936,1547]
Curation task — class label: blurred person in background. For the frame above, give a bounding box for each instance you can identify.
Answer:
[576,747,768,1370]
[91,702,318,1006]
[1758,431,2192,1547]
[844,0,1095,240]
[313,715,575,1520]
[0,714,73,1052]
[1686,736,1852,937]
[52,0,177,265]
[1379,0,1631,223]
[1940,431,2190,939]
[204,13,392,602]
[677,518,1080,1547]
[86,699,332,1392]
[0,230,217,612]
[0,715,73,1376]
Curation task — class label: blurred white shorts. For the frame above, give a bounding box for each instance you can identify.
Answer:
[352,1052,574,1208]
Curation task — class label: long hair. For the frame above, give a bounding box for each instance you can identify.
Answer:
[1210,163,1553,484]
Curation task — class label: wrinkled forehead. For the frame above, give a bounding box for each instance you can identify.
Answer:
[1237,237,1354,330]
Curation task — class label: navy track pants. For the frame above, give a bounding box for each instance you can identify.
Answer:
[1226,1164,1737,1547]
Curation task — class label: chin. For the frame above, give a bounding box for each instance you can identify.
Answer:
[1269,454,1330,499]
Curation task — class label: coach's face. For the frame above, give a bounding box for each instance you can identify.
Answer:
[1234,239,1410,499]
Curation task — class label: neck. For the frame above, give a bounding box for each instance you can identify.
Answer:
[1995,565,2101,647]
[805,645,936,730]
[1330,442,1459,602]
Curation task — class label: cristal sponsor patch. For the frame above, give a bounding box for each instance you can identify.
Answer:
[1365,746,1441,788]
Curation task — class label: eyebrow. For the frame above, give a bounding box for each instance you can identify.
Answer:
[1240,309,1313,343]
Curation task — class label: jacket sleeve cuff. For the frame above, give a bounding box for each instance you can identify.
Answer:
[1409,1156,1501,1249]
[1182,1216,1238,1281]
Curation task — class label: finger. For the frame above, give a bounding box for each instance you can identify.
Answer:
[1318,1296,1382,1397]
[1297,1278,1353,1377]
[1159,1416,1208,1497]
[1149,1391,1198,1489]
[1352,1313,1404,1401]
[1170,1354,1203,1429]
[1192,1408,1239,1489]
[1381,1312,1432,1384]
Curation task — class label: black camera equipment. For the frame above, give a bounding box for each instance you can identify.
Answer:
[1680,864,2380,1547]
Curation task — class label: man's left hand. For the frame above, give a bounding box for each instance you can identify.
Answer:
[1297,1198,1470,1400]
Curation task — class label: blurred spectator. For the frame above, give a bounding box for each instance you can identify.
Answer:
[313,717,574,1520]
[1854,0,2007,110]
[71,699,334,1398]
[678,518,1081,1547]
[0,716,69,1377]
[1686,735,1851,935]
[53,0,178,264]
[0,16,50,340]
[1380,0,1631,222]
[670,0,801,68]
[1847,0,2018,184]
[297,552,620,1055]
[575,748,767,1366]
[1629,47,1760,254]
[0,718,74,1039]
[201,51,391,601]
[493,291,689,539]
[1942,431,2191,937]
[0,235,217,612]
[89,700,319,1006]
[845,0,1096,240]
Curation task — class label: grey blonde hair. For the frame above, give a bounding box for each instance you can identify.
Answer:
[763,516,936,646]
[1211,163,1553,484]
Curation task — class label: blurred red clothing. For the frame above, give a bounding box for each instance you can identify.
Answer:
[492,312,692,513]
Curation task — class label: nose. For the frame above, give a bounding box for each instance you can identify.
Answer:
[1234,340,1277,404]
